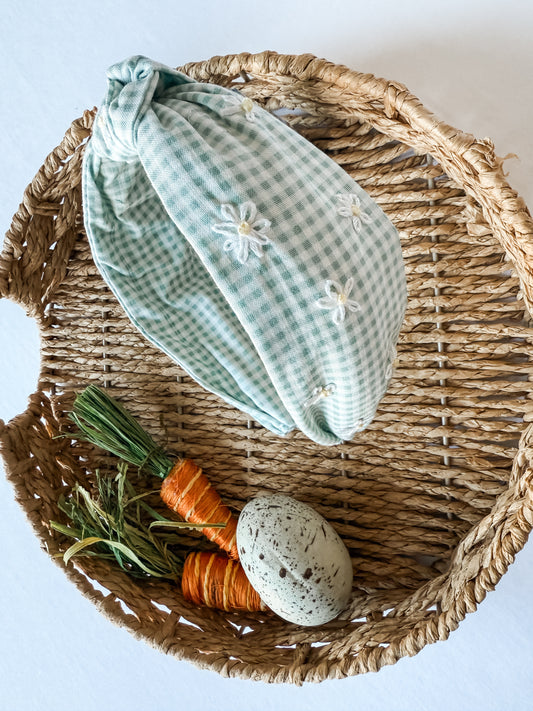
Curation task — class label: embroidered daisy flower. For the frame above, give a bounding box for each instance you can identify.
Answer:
[220,93,257,122]
[212,201,271,264]
[315,277,361,325]
[336,193,373,234]
[303,382,336,408]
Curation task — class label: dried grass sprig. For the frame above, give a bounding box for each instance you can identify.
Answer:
[51,461,223,579]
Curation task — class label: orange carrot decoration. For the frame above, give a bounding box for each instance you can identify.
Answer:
[182,551,266,612]
[161,460,238,559]
[69,385,239,559]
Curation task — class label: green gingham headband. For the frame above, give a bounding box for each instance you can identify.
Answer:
[82,55,407,446]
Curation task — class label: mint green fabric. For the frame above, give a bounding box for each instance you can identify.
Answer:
[82,55,407,446]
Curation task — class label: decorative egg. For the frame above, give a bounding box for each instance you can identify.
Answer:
[236,494,353,626]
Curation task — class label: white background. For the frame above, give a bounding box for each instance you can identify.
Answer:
[1,1,533,709]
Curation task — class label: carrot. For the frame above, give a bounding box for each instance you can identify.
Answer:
[161,459,238,559]
[69,385,239,559]
[50,463,265,614]
[182,551,266,612]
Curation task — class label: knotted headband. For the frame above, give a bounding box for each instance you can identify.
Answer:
[82,55,407,446]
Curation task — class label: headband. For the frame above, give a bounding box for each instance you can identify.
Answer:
[82,55,407,445]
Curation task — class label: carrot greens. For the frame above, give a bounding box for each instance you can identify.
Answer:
[69,385,173,479]
[51,462,223,579]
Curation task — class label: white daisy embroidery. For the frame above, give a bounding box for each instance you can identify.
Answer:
[212,201,271,264]
[220,93,257,122]
[303,382,336,409]
[336,193,373,234]
[315,277,361,325]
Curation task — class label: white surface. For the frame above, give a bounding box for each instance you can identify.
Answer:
[1,1,533,708]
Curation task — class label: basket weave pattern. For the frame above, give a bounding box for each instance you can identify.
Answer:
[2,51,533,683]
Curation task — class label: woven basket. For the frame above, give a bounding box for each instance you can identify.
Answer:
[2,50,533,684]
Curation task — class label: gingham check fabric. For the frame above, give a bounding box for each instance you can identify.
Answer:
[82,55,407,446]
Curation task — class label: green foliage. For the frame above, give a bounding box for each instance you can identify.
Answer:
[69,385,174,479]
[51,462,188,580]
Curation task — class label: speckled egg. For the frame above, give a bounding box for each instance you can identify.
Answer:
[236,494,353,626]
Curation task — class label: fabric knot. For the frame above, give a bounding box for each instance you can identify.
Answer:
[91,55,195,162]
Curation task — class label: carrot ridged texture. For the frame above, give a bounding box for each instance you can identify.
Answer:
[181,551,266,612]
[160,459,239,559]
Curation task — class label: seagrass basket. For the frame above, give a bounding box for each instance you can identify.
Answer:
[2,50,533,684]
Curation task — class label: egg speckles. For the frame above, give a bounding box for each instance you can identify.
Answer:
[236,494,353,626]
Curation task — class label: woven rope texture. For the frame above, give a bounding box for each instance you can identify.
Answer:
[2,51,533,684]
